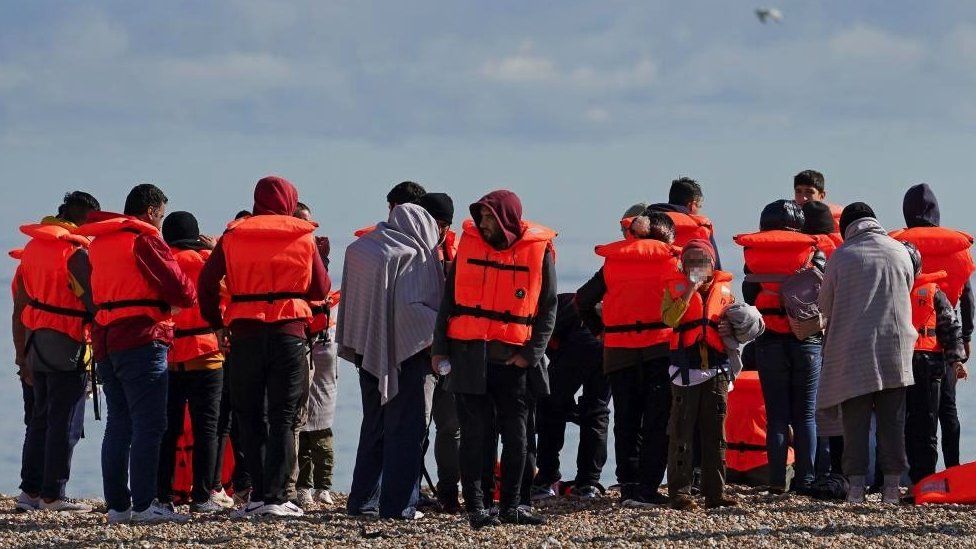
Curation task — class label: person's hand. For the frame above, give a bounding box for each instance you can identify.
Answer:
[199,235,218,250]
[955,362,969,381]
[18,365,33,387]
[718,319,734,339]
[506,354,530,368]
[431,354,448,375]
[217,329,230,353]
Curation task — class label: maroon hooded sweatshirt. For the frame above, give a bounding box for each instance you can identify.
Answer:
[198,176,331,340]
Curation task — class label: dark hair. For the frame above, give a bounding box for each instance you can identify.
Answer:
[58,191,101,225]
[668,177,703,208]
[794,170,825,193]
[760,199,805,232]
[124,184,167,216]
[295,201,311,215]
[636,211,676,243]
[386,181,426,206]
[234,210,251,220]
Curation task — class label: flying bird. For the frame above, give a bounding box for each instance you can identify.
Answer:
[755,7,783,23]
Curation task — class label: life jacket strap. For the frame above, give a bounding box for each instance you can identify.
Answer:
[466,258,530,273]
[675,318,721,333]
[230,292,307,304]
[97,299,171,312]
[453,304,534,326]
[174,326,217,339]
[603,321,669,334]
[726,442,766,452]
[27,298,92,321]
[917,327,937,337]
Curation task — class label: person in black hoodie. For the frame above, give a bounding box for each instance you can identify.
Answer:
[898,184,973,469]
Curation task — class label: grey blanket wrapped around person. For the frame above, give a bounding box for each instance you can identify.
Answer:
[721,302,765,379]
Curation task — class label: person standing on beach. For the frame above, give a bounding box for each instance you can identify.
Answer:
[575,212,681,506]
[198,176,330,518]
[14,192,100,513]
[645,177,721,269]
[79,184,197,523]
[339,203,444,520]
[432,190,557,529]
[817,203,916,504]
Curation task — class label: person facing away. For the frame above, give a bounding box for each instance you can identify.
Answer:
[76,184,197,523]
[662,239,739,510]
[353,180,428,237]
[644,177,722,269]
[576,212,681,507]
[156,211,229,514]
[802,201,844,259]
[431,189,557,529]
[338,203,445,520]
[734,199,823,494]
[890,183,974,469]
[900,241,966,486]
[793,169,843,236]
[817,203,916,504]
[198,175,330,519]
[15,191,100,514]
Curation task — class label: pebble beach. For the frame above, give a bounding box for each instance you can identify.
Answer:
[1,486,973,548]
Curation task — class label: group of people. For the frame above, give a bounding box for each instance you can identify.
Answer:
[8,171,973,528]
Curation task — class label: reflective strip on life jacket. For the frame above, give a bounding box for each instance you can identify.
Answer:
[912,271,947,353]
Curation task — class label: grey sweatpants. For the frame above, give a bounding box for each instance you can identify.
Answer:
[840,388,908,478]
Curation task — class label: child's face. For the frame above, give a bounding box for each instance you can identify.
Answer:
[682,248,714,282]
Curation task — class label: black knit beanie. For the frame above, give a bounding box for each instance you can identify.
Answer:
[414,192,454,225]
[838,202,876,239]
[802,201,836,235]
[162,211,202,248]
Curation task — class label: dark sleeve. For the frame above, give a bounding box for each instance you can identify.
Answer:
[431,259,456,356]
[519,249,558,366]
[575,268,607,337]
[709,231,722,271]
[12,273,27,368]
[198,240,227,329]
[960,280,974,343]
[305,247,331,303]
[134,234,197,309]
[742,264,760,306]
[936,289,966,363]
[67,248,96,314]
[811,250,827,272]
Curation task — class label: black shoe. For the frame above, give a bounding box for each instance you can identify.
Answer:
[437,493,462,514]
[416,492,439,509]
[499,506,546,526]
[468,510,501,530]
[622,489,669,507]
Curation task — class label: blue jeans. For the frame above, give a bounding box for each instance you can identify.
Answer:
[98,342,169,512]
[756,335,821,489]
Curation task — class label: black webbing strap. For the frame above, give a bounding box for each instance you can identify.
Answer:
[727,442,766,452]
[174,326,216,339]
[674,318,721,333]
[230,292,306,304]
[603,321,669,334]
[97,299,170,312]
[466,258,530,273]
[757,307,787,316]
[28,298,92,320]
[918,327,937,337]
[453,304,534,326]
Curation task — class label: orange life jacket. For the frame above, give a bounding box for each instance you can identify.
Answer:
[911,271,947,353]
[78,217,173,327]
[666,212,714,247]
[890,226,976,307]
[353,224,376,238]
[221,214,316,325]
[446,219,556,346]
[829,203,843,235]
[594,238,680,349]
[309,290,341,335]
[168,248,220,363]
[726,371,795,475]
[18,223,92,342]
[9,249,24,260]
[812,233,843,259]
[667,270,735,354]
[733,231,818,335]
[914,461,976,505]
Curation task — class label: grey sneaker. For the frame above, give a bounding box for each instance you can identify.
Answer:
[231,500,266,519]
[847,475,866,504]
[107,507,132,524]
[569,485,601,500]
[15,492,40,512]
[530,483,557,502]
[190,499,225,514]
[296,488,314,508]
[314,489,335,505]
[40,498,93,513]
[882,476,902,505]
[131,500,190,523]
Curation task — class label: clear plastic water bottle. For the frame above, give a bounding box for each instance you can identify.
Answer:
[437,358,452,376]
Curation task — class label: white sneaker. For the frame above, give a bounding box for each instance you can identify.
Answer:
[262,501,304,517]
[15,492,40,512]
[404,510,424,521]
[530,484,557,502]
[211,488,235,509]
[131,500,190,523]
[846,475,866,504]
[40,498,93,513]
[314,489,335,505]
[107,507,132,524]
[231,500,266,519]
[296,488,314,508]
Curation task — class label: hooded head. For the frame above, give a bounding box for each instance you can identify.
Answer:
[388,203,440,251]
[801,201,835,235]
[903,183,940,228]
[470,190,523,249]
[759,199,804,232]
[162,211,205,249]
[414,193,454,226]
[253,176,299,216]
[839,202,876,239]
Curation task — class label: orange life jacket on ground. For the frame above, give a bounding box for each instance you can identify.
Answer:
[726,371,795,481]
[78,217,173,327]
[446,219,556,346]
[667,270,735,354]
[18,223,92,342]
[890,227,976,307]
[914,461,976,505]
[666,212,714,247]
[169,248,220,363]
[733,231,818,335]
[221,215,317,326]
[594,238,680,349]
[911,271,948,353]
[812,233,843,259]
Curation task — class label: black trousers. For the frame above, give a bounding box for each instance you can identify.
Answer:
[212,361,233,490]
[229,332,309,505]
[534,348,610,489]
[607,359,671,491]
[456,363,529,512]
[905,353,945,484]
[940,364,961,468]
[158,368,224,503]
[20,370,88,499]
